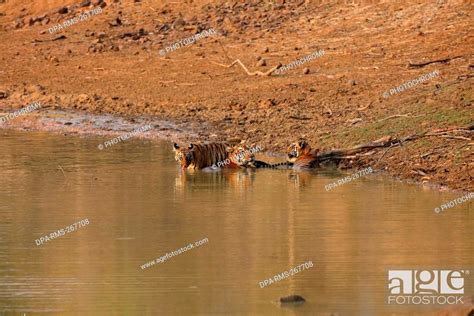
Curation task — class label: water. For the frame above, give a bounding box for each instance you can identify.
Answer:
[0,130,472,315]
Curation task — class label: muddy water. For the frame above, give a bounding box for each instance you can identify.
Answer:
[0,130,472,315]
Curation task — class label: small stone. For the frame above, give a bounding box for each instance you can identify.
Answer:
[309,87,316,92]
[263,47,269,53]
[280,295,305,304]
[77,94,89,103]
[27,17,35,26]
[348,79,357,86]
[256,59,267,67]
[172,18,185,29]
[0,90,9,99]
[58,7,68,14]
[303,68,310,74]
[80,0,91,7]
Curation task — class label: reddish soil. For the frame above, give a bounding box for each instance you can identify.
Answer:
[0,0,472,191]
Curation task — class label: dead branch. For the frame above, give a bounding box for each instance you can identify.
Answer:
[356,102,371,111]
[210,59,280,76]
[378,113,424,122]
[347,118,363,125]
[315,126,472,164]
[323,105,333,116]
[289,116,311,120]
[408,56,463,68]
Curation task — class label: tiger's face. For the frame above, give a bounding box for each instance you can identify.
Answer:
[287,140,311,163]
[173,143,195,169]
[227,145,255,167]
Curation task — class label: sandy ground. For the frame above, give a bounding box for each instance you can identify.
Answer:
[0,0,472,191]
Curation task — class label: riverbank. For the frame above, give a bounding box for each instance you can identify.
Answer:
[0,0,472,191]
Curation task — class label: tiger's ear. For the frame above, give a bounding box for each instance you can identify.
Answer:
[298,140,308,149]
[173,143,180,150]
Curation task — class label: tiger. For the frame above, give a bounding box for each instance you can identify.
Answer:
[229,144,293,169]
[286,140,320,169]
[226,144,258,168]
[173,142,255,170]
[249,160,293,169]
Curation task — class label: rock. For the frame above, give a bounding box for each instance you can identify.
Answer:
[27,84,45,94]
[27,17,35,26]
[172,18,186,29]
[14,18,24,29]
[80,0,91,7]
[58,7,68,14]
[0,90,9,99]
[256,58,267,67]
[280,295,305,304]
[303,67,310,74]
[259,98,276,108]
[348,79,357,86]
[263,46,269,53]
[77,94,90,103]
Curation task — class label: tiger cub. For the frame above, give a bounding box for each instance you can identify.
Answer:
[286,140,320,169]
[173,143,255,170]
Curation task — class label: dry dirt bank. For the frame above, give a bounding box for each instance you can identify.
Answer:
[0,0,472,191]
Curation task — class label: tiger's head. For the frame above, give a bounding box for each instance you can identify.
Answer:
[287,140,312,163]
[173,143,195,169]
[227,144,256,167]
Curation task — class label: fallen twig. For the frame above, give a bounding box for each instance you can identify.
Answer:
[347,118,363,125]
[323,105,332,116]
[314,125,472,164]
[289,116,311,120]
[356,102,371,111]
[408,56,463,68]
[210,59,280,76]
[378,113,424,122]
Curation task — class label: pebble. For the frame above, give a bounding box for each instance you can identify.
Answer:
[256,59,267,67]
[58,7,68,14]
[280,295,306,304]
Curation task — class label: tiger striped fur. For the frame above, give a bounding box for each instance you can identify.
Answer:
[286,140,320,169]
[249,160,293,169]
[173,143,255,170]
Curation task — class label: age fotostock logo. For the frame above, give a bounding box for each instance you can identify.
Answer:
[388,270,469,305]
